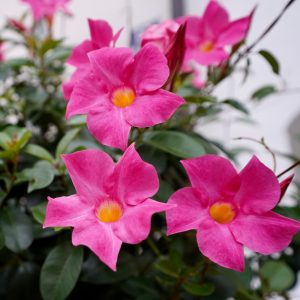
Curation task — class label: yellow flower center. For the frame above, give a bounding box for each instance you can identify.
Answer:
[200,41,214,53]
[112,87,135,108]
[96,200,123,223]
[209,202,235,224]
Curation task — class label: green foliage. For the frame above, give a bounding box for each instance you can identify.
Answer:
[251,85,277,101]
[259,49,280,75]
[40,243,83,300]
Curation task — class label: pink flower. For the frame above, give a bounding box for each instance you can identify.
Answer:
[141,20,180,53]
[0,43,4,62]
[66,44,185,150]
[8,18,28,33]
[166,155,300,271]
[63,19,122,100]
[180,0,254,69]
[21,0,71,21]
[192,69,205,89]
[44,144,168,271]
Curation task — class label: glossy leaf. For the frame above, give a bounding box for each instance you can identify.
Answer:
[24,144,54,163]
[259,50,280,75]
[56,128,80,159]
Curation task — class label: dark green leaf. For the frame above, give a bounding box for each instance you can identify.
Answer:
[183,282,215,296]
[143,131,206,158]
[260,260,294,292]
[56,128,80,159]
[259,50,280,75]
[0,132,11,149]
[184,94,217,104]
[40,242,83,300]
[24,144,54,163]
[222,99,249,114]
[0,207,33,252]
[0,226,4,250]
[251,86,277,101]
[31,202,47,224]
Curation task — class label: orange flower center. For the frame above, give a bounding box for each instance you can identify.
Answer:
[112,87,135,108]
[96,200,123,223]
[200,41,214,53]
[209,202,235,224]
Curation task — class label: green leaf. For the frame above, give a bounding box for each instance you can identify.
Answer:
[251,86,277,101]
[18,161,55,193]
[259,50,280,75]
[0,226,4,250]
[0,132,11,149]
[155,256,181,278]
[31,202,47,224]
[184,94,217,104]
[15,128,32,149]
[40,242,83,300]
[0,207,33,252]
[143,131,206,158]
[260,261,294,292]
[56,128,80,159]
[24,144,54,163]
[183,282,215,296]
[67,115,87,126]
[222,99,249,114]
[40,39,62,55]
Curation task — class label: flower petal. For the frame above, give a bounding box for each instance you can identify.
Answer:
[217,11,254,47]
[67,40,95,67]
[87,103,131,151]
[44,195,93,228]
[181,155,240,203]
[202,0,229,39]
[235,156,280,214]
[129,44,169,93]
[197,218,244,271]
[88,47,134,89]
[230,212,300,255]
[72,219,122,271]
[112,144,159,205]
[88,19,113,48]
[166,187,208,235]
[62,149,115,202]
[124,89,184,128]
[112,199,167,244]
[66,70,106,119]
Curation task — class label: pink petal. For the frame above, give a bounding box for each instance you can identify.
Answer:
[112,199,167,244]
[129,44,169,93]
[124,89,184,128]
[88,19,113,48]
[62,149,115,202]
[279,174,294,201]
[181,155,240,203]
[230,212,300,255]
[217,12,254,46]
[67,40,95,67]
[72,219,122,271]
[197,218,244,271]
[88,47,134,89]
[235,156,280,214]
[178,16,202,47]
[112,144,159,205]
[183,47,228,67]
[112,27,124,47]
[87,103,131,151]
[66,71,106,119]
[166,187,208,235]
[202,0,229,39]
[44,195,93,228]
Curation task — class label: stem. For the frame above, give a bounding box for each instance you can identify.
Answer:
[232,0,297,67]
[277,160,300,178]
[233,137,277,172]
[146,237,161,257]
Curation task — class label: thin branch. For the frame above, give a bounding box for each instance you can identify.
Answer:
[277,160,300,178]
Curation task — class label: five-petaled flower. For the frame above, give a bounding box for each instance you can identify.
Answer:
[180,0,254,69]
[63,19,122,100]
[166,155,300,271]
[66,44,185,150]
[44,144,169,271]
[21,0,71,21]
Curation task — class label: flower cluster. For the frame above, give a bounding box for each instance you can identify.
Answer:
[43,0,300,272]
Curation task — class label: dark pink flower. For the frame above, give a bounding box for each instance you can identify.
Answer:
[63,19,122,100]
[21,0,71,21]
[166,155,300,271]
[44,144,168,271]
[180,0,254,69]
[141,19,180,53]
[8,18,28,33]
[0,43,4,62]
[66,44,185,150]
